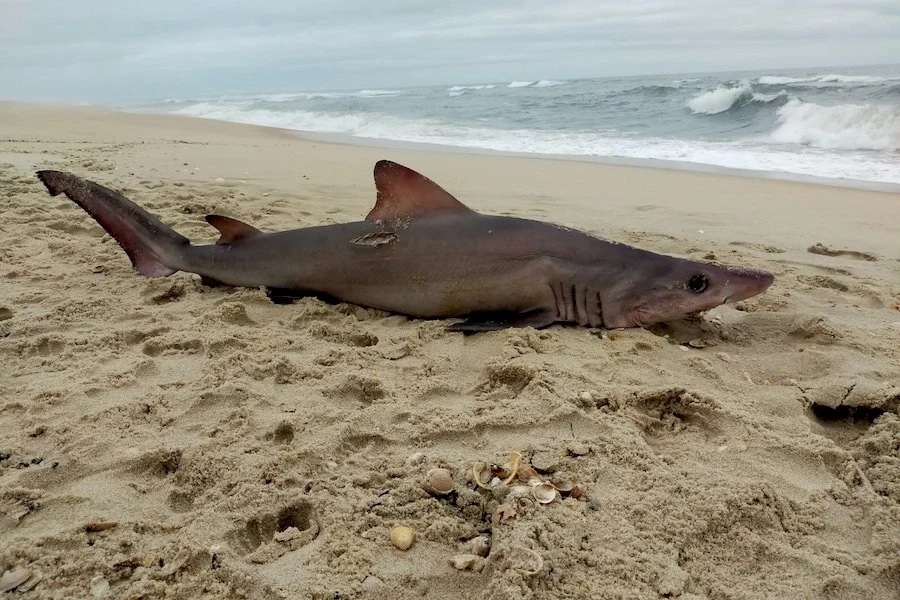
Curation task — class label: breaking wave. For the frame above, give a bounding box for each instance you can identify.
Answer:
[770,98,900,151]
[687,82,788,115]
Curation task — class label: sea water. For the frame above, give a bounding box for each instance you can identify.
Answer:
[142,64,900,187]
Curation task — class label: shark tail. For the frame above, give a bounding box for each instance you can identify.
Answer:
[36,170,189,277]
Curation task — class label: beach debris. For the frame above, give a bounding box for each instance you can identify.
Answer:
[158,548,191,577]
[449,553,486,571]
[493,503,518,524]
[390,525,415,551]
[473,451,586,523]
[15,570,42,593]
[473,451,522,489]
[85,521,118,533]
[361,575,383,595]
[1,567,34,592]
[423,467,454,496]
[502,547,544,576]
[566,442,590,457]
[89,575,110,598]
[550,478,584,499]
[470,535,491,557]
[531,482,558,504]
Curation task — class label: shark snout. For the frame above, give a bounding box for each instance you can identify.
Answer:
[725,269,775,303]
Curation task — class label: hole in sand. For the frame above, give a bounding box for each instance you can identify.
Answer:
[227,500,317,555]
[809,403,885,424]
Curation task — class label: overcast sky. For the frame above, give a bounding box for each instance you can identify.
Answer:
[2,0,898,102]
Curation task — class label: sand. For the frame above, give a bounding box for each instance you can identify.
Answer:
[0,102,898,600]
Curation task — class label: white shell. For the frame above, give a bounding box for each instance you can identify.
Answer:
[1,568,33,593]
[470,536,491,557]
[424,468,454,495]
[390,525,415,551]
[531,482,558,504]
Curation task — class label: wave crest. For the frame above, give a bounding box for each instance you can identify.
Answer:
[687,82,786,115]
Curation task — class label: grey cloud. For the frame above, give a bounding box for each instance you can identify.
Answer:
[1,1,897,102]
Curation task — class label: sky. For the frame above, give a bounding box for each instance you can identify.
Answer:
[2,0,898,103]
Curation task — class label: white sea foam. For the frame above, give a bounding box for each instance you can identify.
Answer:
[534,80,565,87]
[447,84,496,91]
[508,81,535,88]
[770,98,899,151]
[758,74,897,86]
[170,102,900,185]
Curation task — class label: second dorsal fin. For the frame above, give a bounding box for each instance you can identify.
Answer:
[205,215,262,245]
[366,160,473,221]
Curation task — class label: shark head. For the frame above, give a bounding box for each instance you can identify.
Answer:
[601,255,774,329]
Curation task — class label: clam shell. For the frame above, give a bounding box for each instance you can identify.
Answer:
[390,525,415,551]
[470,535,491,557]
[1,567,33,593]
[531,482,558,504]
[424,468,454,495]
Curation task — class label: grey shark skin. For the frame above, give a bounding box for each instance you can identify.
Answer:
[35,161,774,332]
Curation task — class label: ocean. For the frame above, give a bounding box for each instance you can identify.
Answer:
[142,64,900,188]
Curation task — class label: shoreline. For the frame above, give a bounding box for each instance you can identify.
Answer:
[113,102,900,195]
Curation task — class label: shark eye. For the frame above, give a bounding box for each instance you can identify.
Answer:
[688,274,709,293]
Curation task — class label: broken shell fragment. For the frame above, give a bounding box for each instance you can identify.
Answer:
[516,465,540,483]
[450,553,485,571]
[473,462,494,490]
[501,452,522,485]
[424,468,454,496]
[390,525,415,551]
[470,535,491,557]
[16,570,41,593]
[1,567,34,593]
[531,483,558,504]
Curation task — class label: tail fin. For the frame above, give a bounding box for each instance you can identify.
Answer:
[36,171,189,277]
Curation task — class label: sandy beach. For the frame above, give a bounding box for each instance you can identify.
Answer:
[1,103,898,599]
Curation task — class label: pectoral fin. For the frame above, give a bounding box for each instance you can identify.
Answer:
[446,309,557,334]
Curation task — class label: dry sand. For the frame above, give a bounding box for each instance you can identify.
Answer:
[1,103,898,599]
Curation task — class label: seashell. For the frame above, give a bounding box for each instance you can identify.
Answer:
[90,575,110,598]
[470,535,491,557]
[159,548,191,577]
[449,553,485,571]
[424,468,454,496]
[473,462,494,489]
[501,452,522,485]
[516,465,540,483]
[531,482,558,504]
[504,546,544,576]
[390,525,415,551]
[16,570,41,593]
[1,567,33,593]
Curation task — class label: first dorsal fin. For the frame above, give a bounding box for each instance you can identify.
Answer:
[366,160,473,222]
[205,215,262,245]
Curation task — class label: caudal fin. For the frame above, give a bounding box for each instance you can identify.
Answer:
[36,171,189,277]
